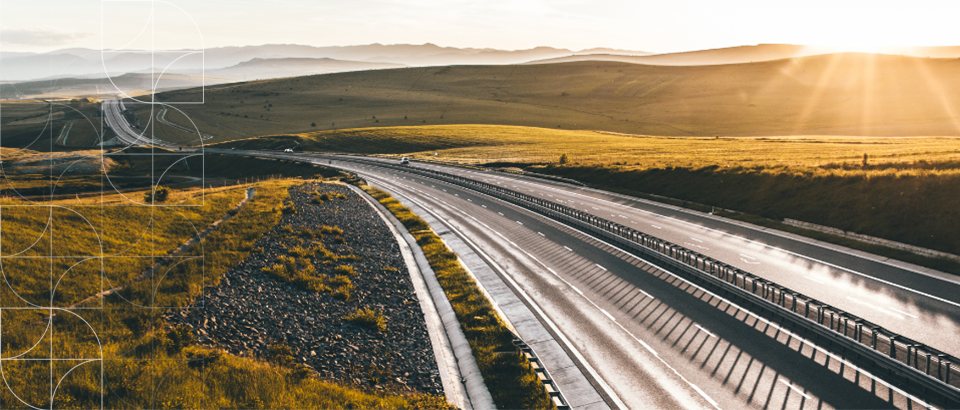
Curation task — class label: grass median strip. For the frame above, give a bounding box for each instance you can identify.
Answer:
[350,178,555,409]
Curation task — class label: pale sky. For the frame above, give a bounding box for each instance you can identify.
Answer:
[2,0,959,53]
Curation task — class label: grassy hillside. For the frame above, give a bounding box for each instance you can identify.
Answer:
[139,53,960,145]
[0,99,106,150]
[212,125,960,172]
[0,181,449,409]
[214,124,960,262]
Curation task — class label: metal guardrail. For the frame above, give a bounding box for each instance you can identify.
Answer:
[513,335,570,410]
[212,149,960,407]
[327,155,960,408]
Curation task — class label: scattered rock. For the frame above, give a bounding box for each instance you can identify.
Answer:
[166,183,443,395]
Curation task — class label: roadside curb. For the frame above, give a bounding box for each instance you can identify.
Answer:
[369,180,613,410]
[348,184,493,410]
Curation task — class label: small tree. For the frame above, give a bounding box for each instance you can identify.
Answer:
[862,153,868,167]
[145,186,171,203]
[559,153,570,165]
[311,122,316,127]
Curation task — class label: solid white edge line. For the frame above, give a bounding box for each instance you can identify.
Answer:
[778,379,812,400]
[370,176,720,410]
[339,160,936,410]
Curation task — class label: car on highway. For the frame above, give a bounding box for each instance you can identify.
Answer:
[400,157,410,165]
[284,148,294,153]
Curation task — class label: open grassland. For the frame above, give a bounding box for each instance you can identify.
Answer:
[215,124,960,175]
[140,53,960,146]
[219,124,960,268]
[0,180,450,409]
[0,99,106,150]
[353,179,554,409]
[0,147,334,198]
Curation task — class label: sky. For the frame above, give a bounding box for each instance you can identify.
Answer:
[2,0,960,53]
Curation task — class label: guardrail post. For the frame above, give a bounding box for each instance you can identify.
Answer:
[854,320,862,343]
[947,361,952,384]
[890,335,898,359]
[871,327,878,350]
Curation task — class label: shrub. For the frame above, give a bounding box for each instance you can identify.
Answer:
[267,344,295,367]
[281,202,297,214]
[334,265,357,276]
[559,153,570,164]
[329,274,352,287]
[343,308,386,332]
[319,225,343,235]
[165,326,195,354]
[331,286,351,301]
[145,185,171,202]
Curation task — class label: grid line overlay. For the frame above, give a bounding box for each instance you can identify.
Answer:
[0,1,207,408]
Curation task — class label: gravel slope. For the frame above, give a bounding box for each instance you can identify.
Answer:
[167,182,443,395]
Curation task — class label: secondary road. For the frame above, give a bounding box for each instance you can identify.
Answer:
[102,99,169,146]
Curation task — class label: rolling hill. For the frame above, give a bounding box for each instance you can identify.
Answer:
[137,52,960,145]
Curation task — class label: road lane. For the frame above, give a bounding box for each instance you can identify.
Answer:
[340,162,905,409]
[343,156,960,358]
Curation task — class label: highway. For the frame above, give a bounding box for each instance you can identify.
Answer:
[342,156,960,361]
[277,153,926,409]
[102,99,161,146]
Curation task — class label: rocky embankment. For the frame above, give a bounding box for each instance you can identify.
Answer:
[167,182,443,395]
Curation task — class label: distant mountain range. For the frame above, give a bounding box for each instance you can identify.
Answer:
[5,42,960,100]
[0,43,653,83]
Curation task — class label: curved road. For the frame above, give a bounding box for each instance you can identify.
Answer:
[211,150,940,410]
[344,155,960,360]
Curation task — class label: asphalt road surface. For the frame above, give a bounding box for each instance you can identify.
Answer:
[295,154,925,410]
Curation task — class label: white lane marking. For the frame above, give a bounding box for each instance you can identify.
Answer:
[651,225,662,229]
[804,276,825,284]
[571,285,584,295]
[638,289,653,299]
[592,206,599,210]
[778,379,811,400]
[538,232,545,237]
[690,237,703,243]
[498,212,504,216]
[376,183,634,409]
[485,172,960,311]
[596,264,607,271]
[739,253,761,265]
[600,308,617,322]
[846,296,905,320]
[888,307,920,319]
[563,246,573,251]
[694,324,716,338]
[358,170,926,410]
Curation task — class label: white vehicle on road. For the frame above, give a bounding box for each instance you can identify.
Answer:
[400,157,410,164]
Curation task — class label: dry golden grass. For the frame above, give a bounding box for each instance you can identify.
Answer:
[216,124,960,177]
[141,54,960,146]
